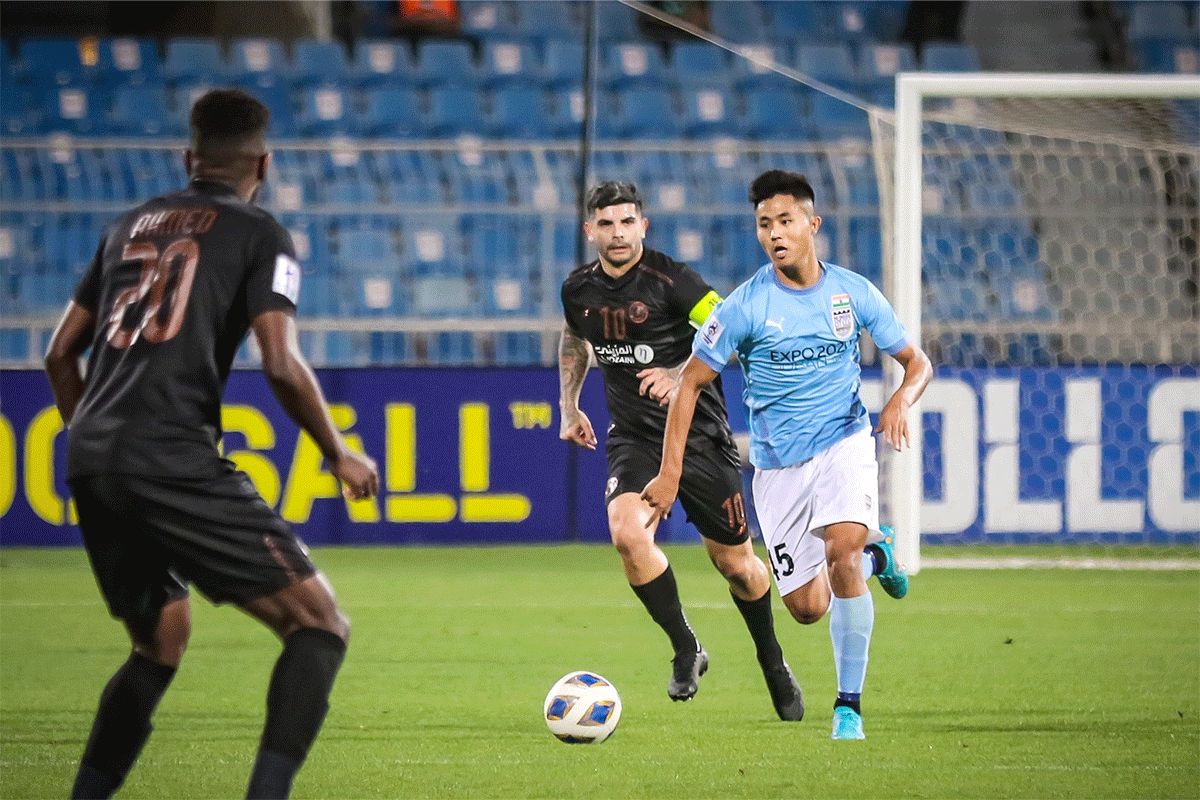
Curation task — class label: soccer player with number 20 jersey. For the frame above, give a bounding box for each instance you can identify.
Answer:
[643,170,932,740]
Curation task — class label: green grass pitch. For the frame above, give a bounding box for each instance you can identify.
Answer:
[2,545,1197,799]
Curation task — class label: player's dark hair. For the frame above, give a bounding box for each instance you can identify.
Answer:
[749,170,816,207]
[189,88,269,167]
[586,181,643,214]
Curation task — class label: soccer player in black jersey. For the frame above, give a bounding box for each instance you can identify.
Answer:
[559,181,803,720]
[44,89,379,800]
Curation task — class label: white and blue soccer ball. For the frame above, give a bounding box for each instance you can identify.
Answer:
[543,671,622,744]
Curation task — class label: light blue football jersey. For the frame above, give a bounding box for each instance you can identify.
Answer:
[693,262,910,469]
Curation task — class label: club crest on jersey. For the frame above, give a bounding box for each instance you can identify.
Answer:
[830,293,854,340]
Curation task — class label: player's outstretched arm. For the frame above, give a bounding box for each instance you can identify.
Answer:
[558,325,597,450]
[874,343,933,452]
[252,310,379,499]
[641,356,720,524]
[44,300,96,426]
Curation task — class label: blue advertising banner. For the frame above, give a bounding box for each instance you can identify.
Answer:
[0,365,1197,546]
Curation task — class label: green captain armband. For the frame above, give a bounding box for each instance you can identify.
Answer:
[688,290,722,329]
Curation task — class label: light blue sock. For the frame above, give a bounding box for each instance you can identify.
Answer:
[860,549,876,581]
[829,593,875,696]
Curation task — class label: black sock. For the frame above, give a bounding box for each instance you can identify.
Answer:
[246,627,347,800]
[71,651,177,799]
[630,565,699,656]
[731,588,785,667]
[865,544,887,575]
[835,693,862,714]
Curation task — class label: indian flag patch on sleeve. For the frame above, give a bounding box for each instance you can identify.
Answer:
[830,293,854,339]
[272,253,301,305]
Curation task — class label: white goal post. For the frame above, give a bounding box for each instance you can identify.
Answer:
[889,73,1200,574]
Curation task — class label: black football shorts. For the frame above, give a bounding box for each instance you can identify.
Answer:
[605,435,749,546]
[69,469,316,623]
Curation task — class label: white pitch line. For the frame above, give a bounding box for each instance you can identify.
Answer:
[922,557,1199,571]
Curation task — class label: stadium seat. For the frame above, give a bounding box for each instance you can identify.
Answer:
[96,37,160,86]
[361,86,423,138]
[1133,41,1199,72]
[811,94,871,142]
[708,2,770,43]
[541,39,585,89]
[402,218,463,274]
[860,43,917,90]
[681,86,742,138]
[414,40,478,88]
[460,1,520,40]
[744,89,807,140]
[228,38,289,87]
[37,86,107,135]
[671,42,730,89]
[162,38,228,85]
[826,2,876,43]
[795,43,861,91]
[350,40,417,89]
[296,86,353,136]
[688,146,754,206]
[766,2,830,43]
[512,2,584,46]
[600,87,682,139]
[414,274,479,317]
[1127,1,1193,42]
[426,86,488,136]
[1,84,35,135]
[235,81,294,136]
[489,86,553,137]
[730,44,796,93]
[17,38,89,87]
[922,42,981,71]
[291,40,350,86]
[594,1,642,40]
[441,146,511,204]
[547,88,588,137]
[601,42,670,90]
[110,85,180,137]
[480,40,540,88]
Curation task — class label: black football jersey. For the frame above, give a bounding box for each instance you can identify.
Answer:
[561,248,733,447]
[66,179,299,480]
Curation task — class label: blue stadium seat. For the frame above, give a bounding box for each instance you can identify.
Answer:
[402,218,463,274]
[110,85,181,137]
[361,86,423,138]
[766,2,830,43]
[463,213,520,271]
[480,40,541,88]
[227,39,289,88]
[672,42,730,89]
[427,86,488,136]
[414,40,478,88]
[162,38,228,85]
[860,43,916,90]
[489,86,552,137]
[17,38,89,87]
[681,86,742,138]
[441,147,510,204]
[491,333,542,365]
[594,1,642,40]
[599,87,682,139]
[922,42,981,71]
[96,38,160,86]
[413,274,479,317]
[512,2,584,46]
[849,216,883,285]
[372,151,444,203]
[350,40,416,89]
[601,42,670,90]
[710,214,765,289]
[826,2,877,43]
[1127,1,1193,42]
[687,147,754,206]
[1,84,35,135]
[730,44,796,94]
[546,88,588,137]
[1133,41,1199,72]
[811,94,871,142]
[795,44,861,91]
[827,152,879,205]
[744,89,807,140]
[234,82,294,136]
[460,1,521,39]
[708,2,769,43]
[37,86,107,135]
[541,39,585,89]
[291,40,350,86]
[296,86,353,136]
[336,228,395,273]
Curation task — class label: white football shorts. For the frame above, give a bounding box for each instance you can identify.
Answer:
[751,425,883,597]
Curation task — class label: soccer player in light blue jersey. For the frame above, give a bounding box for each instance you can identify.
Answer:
[642,170,932,740]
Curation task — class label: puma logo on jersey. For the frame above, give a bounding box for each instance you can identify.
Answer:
[765,318,784,331]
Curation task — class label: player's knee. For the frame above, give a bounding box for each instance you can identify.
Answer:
[783,593,827,625]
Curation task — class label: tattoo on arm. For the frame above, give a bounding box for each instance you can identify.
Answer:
[559,326,591,405]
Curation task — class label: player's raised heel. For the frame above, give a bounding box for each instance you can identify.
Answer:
[831,706,865,740]
[874,526,909,599]
[668,646,709,701]
[761,660,804,721]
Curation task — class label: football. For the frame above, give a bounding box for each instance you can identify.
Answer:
[543,671,622,744]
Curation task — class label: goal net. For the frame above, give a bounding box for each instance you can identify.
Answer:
[882,74,1200,571]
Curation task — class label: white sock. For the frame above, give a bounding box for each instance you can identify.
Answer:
[829,592,875,696]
